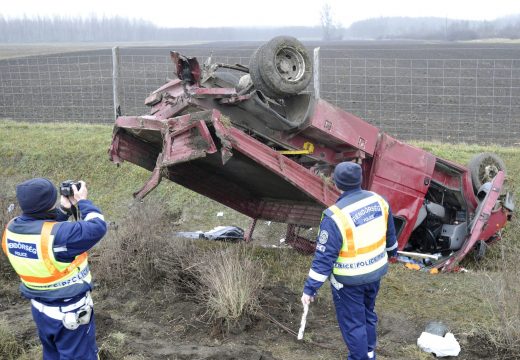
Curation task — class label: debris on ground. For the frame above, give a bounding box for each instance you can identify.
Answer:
[396,252,469,274]
[417,321,461,357]
[405,262,422,271]
[176,226,244,241]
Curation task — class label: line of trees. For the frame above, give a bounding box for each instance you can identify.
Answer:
[0,14,519,43]
[0,16,322,43]
[347,15,520,41]
[0,16,160,42]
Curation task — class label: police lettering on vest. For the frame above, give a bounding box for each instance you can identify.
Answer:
[2,221,91,292]
[327,192,389,285]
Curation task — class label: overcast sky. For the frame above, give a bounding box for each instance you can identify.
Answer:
[2,0,520,28]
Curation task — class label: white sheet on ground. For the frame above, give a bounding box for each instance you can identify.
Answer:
[417,331,461,357]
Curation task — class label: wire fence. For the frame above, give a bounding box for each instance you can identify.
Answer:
[0,55,113,122]
[0,46,519,144]
[318,52,520,143]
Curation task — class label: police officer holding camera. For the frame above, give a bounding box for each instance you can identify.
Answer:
[2,178,107,359]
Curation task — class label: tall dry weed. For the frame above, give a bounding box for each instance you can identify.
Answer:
[93,200,180,288]
[191,244,264,326]
[158,241,265,329]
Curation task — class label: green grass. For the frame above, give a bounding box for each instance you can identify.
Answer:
[0,120,250,229]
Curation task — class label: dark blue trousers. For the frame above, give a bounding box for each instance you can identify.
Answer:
[31,305,98,360]
[331,280,380,360]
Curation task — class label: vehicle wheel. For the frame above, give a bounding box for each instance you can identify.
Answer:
[468,152,507,193]
[249,36,312,98]
[249,46,283,99]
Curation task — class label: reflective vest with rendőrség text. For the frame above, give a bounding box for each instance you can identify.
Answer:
[2,221,91,292]
[327,192,389,284]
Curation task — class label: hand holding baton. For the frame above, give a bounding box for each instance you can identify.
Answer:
[297,303,309,340]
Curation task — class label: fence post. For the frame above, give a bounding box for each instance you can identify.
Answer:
[313,47,320,99]
[112,46,121,119]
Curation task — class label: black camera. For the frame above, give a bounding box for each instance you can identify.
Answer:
[60,180,81,197]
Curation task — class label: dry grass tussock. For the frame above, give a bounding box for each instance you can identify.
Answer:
[0,319,25,360]
[0,318,42,359]
[193,244,264,324]
[157,242,266,330]
[479,243,520,358]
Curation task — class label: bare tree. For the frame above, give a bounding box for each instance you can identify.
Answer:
[320,3,343,41]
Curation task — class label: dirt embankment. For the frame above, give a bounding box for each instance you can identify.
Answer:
[0,277,507,360]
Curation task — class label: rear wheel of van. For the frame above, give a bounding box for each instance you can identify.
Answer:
[468,152,507,193]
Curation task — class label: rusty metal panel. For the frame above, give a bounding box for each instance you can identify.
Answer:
[115,116,166,131]
[254,199,324,226]
[109,130,160,172]
[163,119,217,166]
[371,135,436,196]
[164,161,261,219]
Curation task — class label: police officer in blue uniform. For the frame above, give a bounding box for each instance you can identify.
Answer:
[2,178,107,359]
[302,162,397,360]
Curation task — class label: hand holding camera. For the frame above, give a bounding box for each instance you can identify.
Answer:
[60,180,88,209]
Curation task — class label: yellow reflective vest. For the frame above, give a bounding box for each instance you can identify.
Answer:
[328,192,389,282]
[2,221,91,291]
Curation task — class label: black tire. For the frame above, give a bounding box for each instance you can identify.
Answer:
[249,46,284,99]
[249,36,312,98]
[468,152,507,193]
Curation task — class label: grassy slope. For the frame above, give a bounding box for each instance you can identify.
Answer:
[1,120,519,358]
[0,121,250,230]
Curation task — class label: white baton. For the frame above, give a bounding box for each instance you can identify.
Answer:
[297,303,309,340]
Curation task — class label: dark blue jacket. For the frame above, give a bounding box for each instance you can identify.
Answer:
[8,200,107,305]
[303,189,397,296]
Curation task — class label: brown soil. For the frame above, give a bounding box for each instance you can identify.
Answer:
[0,278,509,360]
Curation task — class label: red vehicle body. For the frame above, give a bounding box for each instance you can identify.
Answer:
[109,38,514,272]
